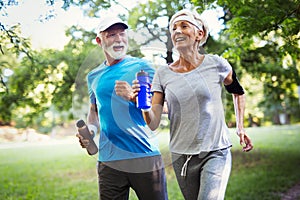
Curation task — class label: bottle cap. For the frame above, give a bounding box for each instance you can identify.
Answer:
[76,119,86,128]
[136,70,148,77]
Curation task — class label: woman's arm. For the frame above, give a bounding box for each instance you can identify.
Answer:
[224,70,253,152]
[232,93,253,152]
[132,79,164,130]
[232,93,246,134]
[142,92,164,131]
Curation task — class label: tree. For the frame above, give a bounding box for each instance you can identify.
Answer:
[192,0,300,124]
[0,24,101,130]
[1,0,299,128]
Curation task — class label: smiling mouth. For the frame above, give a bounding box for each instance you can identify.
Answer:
[113,46,124,51]
[175,37,185,42]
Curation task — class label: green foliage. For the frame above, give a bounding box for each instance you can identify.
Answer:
[128,0,193,63]
[192,0,300,124]
[71,0,113,16]
[0,24,34,125]
[0,25,103,130]
[216,0,300,39]
[1,0,300,128]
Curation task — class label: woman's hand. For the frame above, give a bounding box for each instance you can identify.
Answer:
[131,79,140,99]
[237,129,254,152]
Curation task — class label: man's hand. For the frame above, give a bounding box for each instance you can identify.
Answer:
[237,130,253,152]
[76,133,90,149]
[115,80,135,102]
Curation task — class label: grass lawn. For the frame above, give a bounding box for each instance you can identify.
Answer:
[0,125,299,200]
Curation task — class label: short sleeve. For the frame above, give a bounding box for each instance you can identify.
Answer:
[217,56,232,82]
[87,74,96,104]
[151,67,164,93]
[140,59,155,83]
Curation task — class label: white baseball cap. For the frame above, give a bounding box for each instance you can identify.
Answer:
[96,16,128,33]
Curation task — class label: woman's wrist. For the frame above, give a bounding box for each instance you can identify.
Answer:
[141,107,151,112]
[236,128,245,136]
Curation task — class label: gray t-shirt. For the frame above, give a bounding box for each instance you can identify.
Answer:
[152,54,232,155]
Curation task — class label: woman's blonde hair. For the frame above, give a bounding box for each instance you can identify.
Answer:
[169,8,209,47]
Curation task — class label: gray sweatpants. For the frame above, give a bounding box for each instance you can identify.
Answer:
[172,148,232,200]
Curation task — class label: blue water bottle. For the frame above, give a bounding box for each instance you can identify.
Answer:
[136,70,152,111]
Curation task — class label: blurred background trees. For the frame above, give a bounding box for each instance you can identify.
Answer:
[0,0,299,132]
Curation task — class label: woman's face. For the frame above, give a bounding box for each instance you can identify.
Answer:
[170,20,202,50]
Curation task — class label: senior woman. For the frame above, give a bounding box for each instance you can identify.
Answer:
[133,9,253,200]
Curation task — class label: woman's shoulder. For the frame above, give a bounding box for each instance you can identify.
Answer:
[153,64,171,76]
[205,54,223,61]
[204,54,230,67]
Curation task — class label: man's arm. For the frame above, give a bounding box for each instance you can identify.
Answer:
[87,103,100,137]
[76,103,99,149]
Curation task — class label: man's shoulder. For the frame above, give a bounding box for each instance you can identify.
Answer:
[123,56,154,71]
[87,63,106,77]
[124,56,149,65]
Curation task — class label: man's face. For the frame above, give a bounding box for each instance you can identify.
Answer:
[98,24,128,60]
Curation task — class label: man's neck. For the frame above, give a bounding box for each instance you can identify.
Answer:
[106,56,126,66]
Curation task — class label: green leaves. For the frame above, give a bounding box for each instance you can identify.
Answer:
[1,0,299,128]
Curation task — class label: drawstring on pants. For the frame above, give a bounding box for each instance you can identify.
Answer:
[181,155,193,177]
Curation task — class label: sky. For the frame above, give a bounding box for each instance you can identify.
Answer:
[1,0,99,50]
[1,0,223,50]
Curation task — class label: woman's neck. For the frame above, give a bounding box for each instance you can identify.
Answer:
[169,52,204,73]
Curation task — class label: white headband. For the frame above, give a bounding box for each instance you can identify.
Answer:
[172,15,203,31]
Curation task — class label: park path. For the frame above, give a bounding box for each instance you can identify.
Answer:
[281,181,300,200]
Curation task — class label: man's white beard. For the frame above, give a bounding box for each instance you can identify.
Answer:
[104,42,128,60]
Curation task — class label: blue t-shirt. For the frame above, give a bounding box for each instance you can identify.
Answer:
[87,56,160,162]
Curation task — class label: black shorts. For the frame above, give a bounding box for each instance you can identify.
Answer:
[97,155,168,200]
